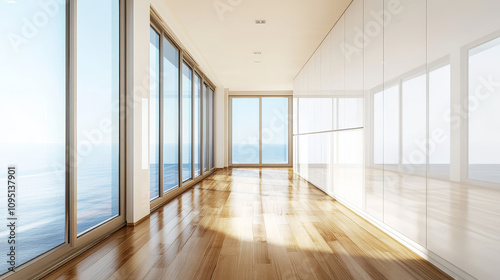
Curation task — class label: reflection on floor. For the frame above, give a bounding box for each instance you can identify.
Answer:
[44,168,451,280]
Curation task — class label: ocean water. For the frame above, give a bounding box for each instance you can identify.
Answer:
[0,141,207,274]
[232,144,288,164]
[0,166,66,274]
[149,162,202,200]
[149,143,203,199]
[0,144,119,275]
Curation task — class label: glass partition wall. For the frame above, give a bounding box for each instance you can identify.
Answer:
[149,22,216,205]
[0,1,125,278]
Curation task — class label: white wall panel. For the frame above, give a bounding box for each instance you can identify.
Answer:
[320,33,332,96]
[293,0,500,278]
[383,0,427,247]
[344,0,364,95]
[318,33,334,132]
[364,0,384,221]
[307,133,331,191]
[426,0,500,278]
[330,16,345,132]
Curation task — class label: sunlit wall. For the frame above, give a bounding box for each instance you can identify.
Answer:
[293,0,500,278]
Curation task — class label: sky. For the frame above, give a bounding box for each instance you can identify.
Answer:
[0,0,120,171]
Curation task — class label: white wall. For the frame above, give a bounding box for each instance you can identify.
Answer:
[214,87,225,168]
[126,0,224,224]
[294,0,500,279]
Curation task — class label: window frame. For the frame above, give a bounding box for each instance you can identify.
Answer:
[149,26,161,200]
[193,71,203,178]
[149,15,217,211]
[181,61,193,183]
[229,95,293,167]
[3,1,127,279]
[75,0,124,237]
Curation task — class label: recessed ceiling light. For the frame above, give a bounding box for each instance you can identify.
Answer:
[255,20,266,24]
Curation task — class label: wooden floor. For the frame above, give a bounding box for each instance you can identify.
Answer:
[44,168,451,280]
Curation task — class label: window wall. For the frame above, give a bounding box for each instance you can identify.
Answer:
[262,98,289,164]
[76,0,120,235]
[230,96,292,166]
[203,84,209,172]
[150,28,160,200]
[0,1,67,274]
[194,74,202,177]
[208,88,215,170]
[232,98,260,164]
[163,37,180,193]
[0,1,124,278]
[149,22,216,205]
[182,63,192,182]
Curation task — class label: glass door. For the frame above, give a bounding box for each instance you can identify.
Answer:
[232,98,260,164]
[0,1,125,278]
[76,0,121,236]
[0,1,67,273]
[230,96,291,166]
[163,37,180,193]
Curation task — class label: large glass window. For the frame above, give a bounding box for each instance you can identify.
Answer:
[182,63,192,181]
[232,98,260,164]
[163,37,180,192]
[262,98,289,164]
[0,0,66,272]
[194,74,202,177]
[150,27,215,202]
[468,37,500,184]
[1,1,124,276]
[77,0,120,235]
[150,27,160,200]
[209,88,215,169]
[203,84,209,172]
[231,96,291,166]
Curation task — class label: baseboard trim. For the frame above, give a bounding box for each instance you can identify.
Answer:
[127,214,150,227]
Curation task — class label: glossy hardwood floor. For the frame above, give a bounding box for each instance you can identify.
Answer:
[44,168,451,280]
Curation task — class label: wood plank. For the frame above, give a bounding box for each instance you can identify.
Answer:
[44,168,452,280]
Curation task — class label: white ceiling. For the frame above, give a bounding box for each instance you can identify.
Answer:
[163,0,352,91]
